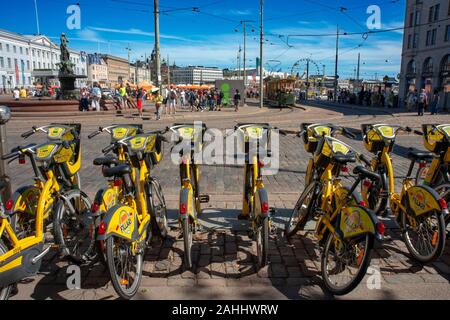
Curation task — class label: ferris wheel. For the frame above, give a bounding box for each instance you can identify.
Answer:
[291,58,321,79]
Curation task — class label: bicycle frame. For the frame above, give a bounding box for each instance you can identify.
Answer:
[0,168,59,287]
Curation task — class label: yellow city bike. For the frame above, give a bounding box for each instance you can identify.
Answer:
[233,123,275,268]
[8,124,92,263]
[300,123,352,186]
[96,129,169,299]
[84,124,143,262]
[412,124,450,231]
[169,123,209,269]
[285,133,385,295]
[360,124,448,263]
[0,140,91,299]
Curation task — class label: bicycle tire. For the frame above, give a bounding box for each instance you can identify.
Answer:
[285,182,318,238]
[364,170,389,216]
[321,232,374,295]
[106,236,143,300]
[0,241,13,300]
[402,208,446,263]
[182,218,193,269]
[53,189,93,264]
[256,217,269,268]
[146,179,169,239]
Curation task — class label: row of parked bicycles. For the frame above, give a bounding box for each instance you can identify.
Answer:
[0,121,448,299]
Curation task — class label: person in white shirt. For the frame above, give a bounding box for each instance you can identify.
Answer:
[180,90,186,108]
[13,87,20,101]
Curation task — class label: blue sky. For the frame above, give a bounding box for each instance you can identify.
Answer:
[1,0,406,79]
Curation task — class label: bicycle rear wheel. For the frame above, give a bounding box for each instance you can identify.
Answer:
[285,182,317,238]
[53,189,93,264]
[256,217,269,268]
[182,218,193,269]
[0,241,13,300]
[402,209,446,263]
[321,232,374,295]
[106,236,143,300]
[147,179,169,239]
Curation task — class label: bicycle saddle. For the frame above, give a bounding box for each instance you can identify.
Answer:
[94,154,120,166]
[102,164,131,178]
[332,154,356,165]
[353,165,381,182]
[407,150,434,162]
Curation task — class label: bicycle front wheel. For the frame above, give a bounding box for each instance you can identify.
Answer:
[53,189,93,264]
[106,237,143,300]
[321,232,374,295]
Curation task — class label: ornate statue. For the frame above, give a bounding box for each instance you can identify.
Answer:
[59,33,74,75]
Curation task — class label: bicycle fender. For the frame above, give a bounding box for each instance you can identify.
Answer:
[255,188,269,217]
[406,185,444,216]
[338,206,376,239]
[179,187,194,220]
[93,187,118,214]
[8,185,40,215]
[97,205,139,241]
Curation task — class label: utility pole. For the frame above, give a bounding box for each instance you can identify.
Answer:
[238,45,241,80]
[126,44,131,83]
[33,0,40,35]
[356,52,361,91]
[259,0,264,109]
[154,0,162,93]
[305,59,310,101]
[333,25,339,103]
[167,54,170,86]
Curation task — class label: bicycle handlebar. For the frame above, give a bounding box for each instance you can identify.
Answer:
[21,126,37,139]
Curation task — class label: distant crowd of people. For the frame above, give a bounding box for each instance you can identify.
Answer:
[78,83,243,120]
[405,88,441,116]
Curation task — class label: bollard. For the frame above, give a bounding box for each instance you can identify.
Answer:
[0,106,11,203]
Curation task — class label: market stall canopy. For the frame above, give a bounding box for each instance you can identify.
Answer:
[138,80,153,90]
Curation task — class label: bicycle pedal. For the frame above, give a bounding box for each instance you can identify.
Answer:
[199,194,210,204]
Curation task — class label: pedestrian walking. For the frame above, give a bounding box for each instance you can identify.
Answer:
[418,89,428,116]
[234,89,241,112]
[119,84,127,109]
[167,86,177,115]
[136,87,144,117]
[91,83,102,112]
[79,88,90,111]
[430,89,440,115]
[154,91,163,120]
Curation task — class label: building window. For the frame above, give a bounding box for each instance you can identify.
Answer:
[429,4,440,22]
[413,33,419,48]
[27,60,30,70]
[423,57,434,73]
[6,44,9,52]
[33,61,35,69]
[37,50,40,58]
[38,62,41,69]
[426,29,437,46]
[32,49,35,57]
[407,60,416,74]
[0,57,3,68]
[415,11,421,26]
[446,25,450,42]
[407,34,412,49]
[441,55,450,73]
[26,48,29,55]
[13,46,16,54]
[0,43,2,51]
[7,58,11,68]
[19,47,23,55]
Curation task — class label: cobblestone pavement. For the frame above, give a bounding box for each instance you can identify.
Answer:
[5,100,450,300]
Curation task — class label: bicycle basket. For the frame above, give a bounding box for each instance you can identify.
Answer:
[362,124,395,154]
[422,124,450,154]
[314,136,353,168]
[302,124,333,153]
[111,124,142,142]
